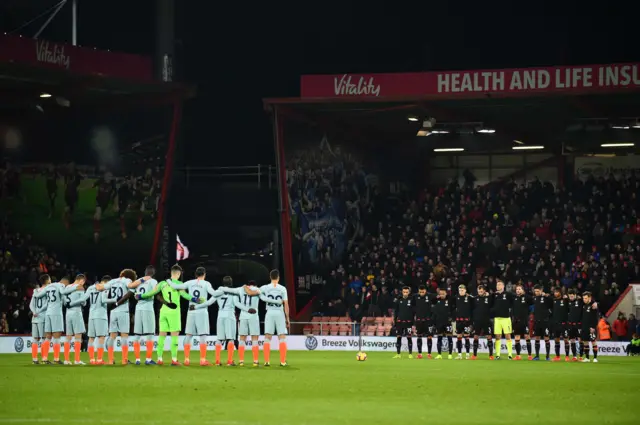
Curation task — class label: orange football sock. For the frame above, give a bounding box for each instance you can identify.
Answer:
[263,342,271,363]
[279,341,287,364]
[133,342,141,360]
[42,340,50,360]
[97,347,104,362]
[88,345,95,361]
[215,344,221,364]
[53,342,61,361]
[32,342,38,359]
[252,345,259,362]
[199,343,207,361]
[64,341,71,362]
[108,346,114,364]
[238,344,245,362]
[146,340,154,360]
[227,341,235,364]
[184,344,191,362]
[74,342,81,362]
[122,344,129,364]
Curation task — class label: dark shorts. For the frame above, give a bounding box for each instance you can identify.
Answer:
[533,321,550,338]
[47,184,57,198]
[435,322,453,335]
[568,322,581,339]
[552,323,568,339]
[415,320,434,336]
[513,319,529,336]
[65,192,78,209]
[473,319,492,336]
[581,327,597,342]
[395,320,413,337]
[96,198,110,211]
[456,319,472,335]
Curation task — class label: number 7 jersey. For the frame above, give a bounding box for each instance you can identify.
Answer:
[259,283,288,312]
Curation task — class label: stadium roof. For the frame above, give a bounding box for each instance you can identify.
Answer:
[264,63,640,154]
[0,34,195,108]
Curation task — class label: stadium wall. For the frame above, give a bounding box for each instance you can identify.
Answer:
[0,335,631,356]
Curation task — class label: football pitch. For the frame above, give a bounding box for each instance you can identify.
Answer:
[0,352,638,425]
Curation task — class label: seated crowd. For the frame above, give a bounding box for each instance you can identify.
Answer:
[311,173,640,337]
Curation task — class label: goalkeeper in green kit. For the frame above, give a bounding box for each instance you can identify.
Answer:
[137,264,201,365]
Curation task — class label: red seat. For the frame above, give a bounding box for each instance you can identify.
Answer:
[311,317,322,323]
[376,326,386,336]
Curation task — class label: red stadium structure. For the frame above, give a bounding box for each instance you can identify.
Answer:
[265,62,640,319]
[0,34,194,273]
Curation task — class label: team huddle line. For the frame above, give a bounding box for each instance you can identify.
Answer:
[29,266,291,367]
[392,280,600,362]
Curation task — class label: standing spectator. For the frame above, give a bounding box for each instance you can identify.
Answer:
[349,303,364,335]
[365,284,381,317]
[0,312,8,333]
[598,316,612,341]
[612,312,628,341]
[627,314,638,342]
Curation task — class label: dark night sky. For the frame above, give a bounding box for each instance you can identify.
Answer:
[1,1,638,166]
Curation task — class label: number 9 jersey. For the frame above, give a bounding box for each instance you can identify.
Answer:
[260,283,288,336]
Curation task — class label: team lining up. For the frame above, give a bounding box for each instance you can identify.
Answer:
[28,266,291,367]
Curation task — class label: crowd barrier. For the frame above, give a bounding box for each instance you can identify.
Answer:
[0,335,632,356]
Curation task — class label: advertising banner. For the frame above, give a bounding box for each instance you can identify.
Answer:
[0,335,632,356]
[0,35,153,81]
[301,63,640,99]
[574,156,640,181]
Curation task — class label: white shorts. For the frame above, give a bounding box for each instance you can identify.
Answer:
[216,316,236,341]
[109,312,130,334]
[185,312,209,336]
[45,315,64,333]
[134,310,156,335]
[264,311,287,336]
[32,322,45,339]
[65,313,86,336]
[238,317,260,336]
[88,319,108,338]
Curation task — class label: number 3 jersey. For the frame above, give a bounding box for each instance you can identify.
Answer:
[259,283,288,313]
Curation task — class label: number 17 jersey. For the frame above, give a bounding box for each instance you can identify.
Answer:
[259,283,288,312]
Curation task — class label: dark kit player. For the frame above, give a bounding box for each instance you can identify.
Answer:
[454,284,473,359]
[581,292,599,363]
[567,289,583,361]
[43,164,58,218]
[116,176,134,239]
[414,285,436,359]
[433,288,453,360]
[93,171,117,243]
[136,168,156,232]
[551,288,570,362]
[472,285,493,360]
[63,162,83,230]
[393,286,414,359]
[512,283,533,360]
[532,285,552,361]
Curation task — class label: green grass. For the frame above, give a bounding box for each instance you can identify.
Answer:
[0,352,639,425]
[0,176,155,268]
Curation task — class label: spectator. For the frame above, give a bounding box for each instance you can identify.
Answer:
[598,316,612,341]
[612,312,628,341]
[628,314,638,341]
[0,312,8,333]
[349,303,364,335]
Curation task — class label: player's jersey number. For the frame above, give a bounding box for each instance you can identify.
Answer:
[46,291,57,303]
[109,287,124,299]
[193,290,200,299]
[267,294,282,308]
[219,297,228,308]
[90,292,99,304]
[242,295,250,306]
[35,297,44,309]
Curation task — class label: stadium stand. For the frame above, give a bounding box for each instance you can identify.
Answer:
[305,169,640,336]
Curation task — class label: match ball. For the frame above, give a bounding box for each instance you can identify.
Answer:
[356,352,367,361]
